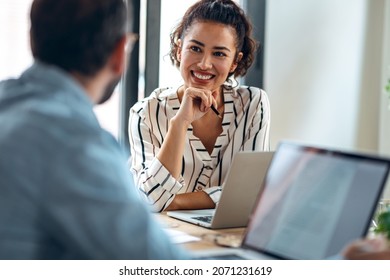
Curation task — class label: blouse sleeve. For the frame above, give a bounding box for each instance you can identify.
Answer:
[128,101,186,212]
[241,88,271,152]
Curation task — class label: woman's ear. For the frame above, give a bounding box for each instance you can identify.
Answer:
[230,51,243,72]
[176,39,182,62]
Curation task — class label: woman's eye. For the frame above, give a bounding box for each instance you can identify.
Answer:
[214,52,226,57]
[190,46,201,52]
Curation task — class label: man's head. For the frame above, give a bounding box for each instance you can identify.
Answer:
[30,0,130,104]
[30,0,128,77]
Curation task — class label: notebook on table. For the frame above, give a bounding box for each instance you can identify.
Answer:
[167,151,274,229]
[194,141,390,260]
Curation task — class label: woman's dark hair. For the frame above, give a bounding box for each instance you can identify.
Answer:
[169,0,257,78]
[30,0,128,76]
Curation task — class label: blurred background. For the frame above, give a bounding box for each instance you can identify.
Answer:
[2,0,390,196]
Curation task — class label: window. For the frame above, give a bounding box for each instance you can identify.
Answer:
[0,0,33,81]
[159,0,198,88]
[0,0,119,138]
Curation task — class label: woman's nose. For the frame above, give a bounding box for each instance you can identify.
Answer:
[197,54,212,70]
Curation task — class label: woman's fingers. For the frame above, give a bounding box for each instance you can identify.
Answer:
[184,87,213,112]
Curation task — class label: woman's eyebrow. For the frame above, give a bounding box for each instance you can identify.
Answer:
[189,39,232,52]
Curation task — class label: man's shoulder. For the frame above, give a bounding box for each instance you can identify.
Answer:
[1,90,101,149]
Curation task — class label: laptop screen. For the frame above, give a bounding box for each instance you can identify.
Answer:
[242,142,390,260]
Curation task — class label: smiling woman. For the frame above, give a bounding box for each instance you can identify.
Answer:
[176,22,243,98]
[128,0,270,213]
[159,0,241,88]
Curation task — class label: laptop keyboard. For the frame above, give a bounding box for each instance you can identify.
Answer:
[192,216,213,223]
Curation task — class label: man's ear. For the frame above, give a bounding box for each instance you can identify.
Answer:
[109,36,127,75]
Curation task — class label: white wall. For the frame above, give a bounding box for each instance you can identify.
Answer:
[380,1,390,156]
[380,0,390,199]
[264,0,384,153]
[264,0,390,198]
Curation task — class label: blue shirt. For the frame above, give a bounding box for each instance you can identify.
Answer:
[0,62,188,259]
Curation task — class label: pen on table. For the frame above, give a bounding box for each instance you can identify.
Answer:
[210,105,222,119]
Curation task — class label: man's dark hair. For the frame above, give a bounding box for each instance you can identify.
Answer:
[30,0,128,76]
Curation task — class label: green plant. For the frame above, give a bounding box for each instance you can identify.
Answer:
[374,209,390,240]
[386,78,390,96]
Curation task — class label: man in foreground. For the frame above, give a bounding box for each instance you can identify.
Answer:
[0,0,187,259]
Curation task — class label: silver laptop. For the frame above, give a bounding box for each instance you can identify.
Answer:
[194,141,390,259]
[167,151,274,229]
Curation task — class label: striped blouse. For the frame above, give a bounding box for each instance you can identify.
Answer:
[129,85,271,212]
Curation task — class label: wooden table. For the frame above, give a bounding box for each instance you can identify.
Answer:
[156,212,246,251]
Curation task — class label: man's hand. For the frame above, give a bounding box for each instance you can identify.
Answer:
[342,236,390,259]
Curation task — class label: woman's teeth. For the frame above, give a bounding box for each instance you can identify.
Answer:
[193,72,213,80]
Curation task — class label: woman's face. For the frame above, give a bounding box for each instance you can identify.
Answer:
[177,21,242,94]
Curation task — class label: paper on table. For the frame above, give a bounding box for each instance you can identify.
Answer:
[164,228,201,244]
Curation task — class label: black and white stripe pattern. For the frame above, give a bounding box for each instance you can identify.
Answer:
[129,86,271,212]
